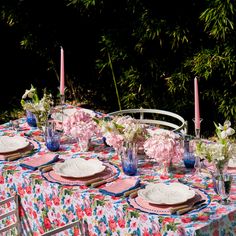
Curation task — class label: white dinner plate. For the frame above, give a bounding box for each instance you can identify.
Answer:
[53,158,106,178]
[0,136,29,154]
[138,182,196,205]
[51,108,95,122]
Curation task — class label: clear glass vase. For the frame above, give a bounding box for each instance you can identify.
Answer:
[212,172,232,204]
[76,137,91,152]
[35,113,47,132]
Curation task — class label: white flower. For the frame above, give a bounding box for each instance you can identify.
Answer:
[196,120,235,166]
[22,87,36,99]
[99,115,147,149]
[218,120,235,139]
[21,85,53,128]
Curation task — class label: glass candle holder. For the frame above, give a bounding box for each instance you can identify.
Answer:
[192,118,203,139]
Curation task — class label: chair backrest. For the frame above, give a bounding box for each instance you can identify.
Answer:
[41,219,88,236]
[109,108,187,134]
[0,194,21,235]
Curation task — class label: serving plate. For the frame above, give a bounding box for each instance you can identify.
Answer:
[0,136,29,154]
[53,158,106,178]
[51,108,95,121]
[138,182,195,205]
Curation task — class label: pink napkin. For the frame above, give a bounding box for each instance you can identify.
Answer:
[20,153,59,170]
[99,178,140,196]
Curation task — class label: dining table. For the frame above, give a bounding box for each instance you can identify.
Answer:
[0,107,236,236]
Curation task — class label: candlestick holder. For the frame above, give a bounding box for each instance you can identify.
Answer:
[58,94,65,133]
[192,118,203,139]
[60,94,65,106]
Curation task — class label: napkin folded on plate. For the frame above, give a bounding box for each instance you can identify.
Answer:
[20,154,59,170]
[99,178,140,197]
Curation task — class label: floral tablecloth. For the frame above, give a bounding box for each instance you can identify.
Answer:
[0,117,236,236]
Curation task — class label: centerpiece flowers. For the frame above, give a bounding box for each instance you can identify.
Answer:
[63,110,100,151]
[144,129,183,174]
[21,85,53,130]
[99,115,147,175]
[99,115,147,151]
[195,120,236,174]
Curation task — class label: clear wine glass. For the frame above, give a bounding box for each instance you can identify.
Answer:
[213,173,233,204]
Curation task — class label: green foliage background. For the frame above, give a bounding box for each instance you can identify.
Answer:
[1,0,236,136]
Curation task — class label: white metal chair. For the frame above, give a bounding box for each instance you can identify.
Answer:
[109,108,187,134]
[0,194,21,235]
[41,219,88,236]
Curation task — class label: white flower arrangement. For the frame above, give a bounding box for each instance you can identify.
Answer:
[196,120,235,172]
[21,85,53,129]
[99,116,147,150]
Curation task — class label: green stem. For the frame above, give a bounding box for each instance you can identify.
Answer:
[107,51,122,110]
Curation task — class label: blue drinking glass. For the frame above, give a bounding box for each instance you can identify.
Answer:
[26,110,37,127]
[120,142,138,176]
[45,132,61,152]
[183,138,195,168]
[183,151,195,168]
[45,122,61,152]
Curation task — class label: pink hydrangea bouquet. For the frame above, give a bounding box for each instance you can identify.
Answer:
[63,110,100,151]
[144,129,183,164]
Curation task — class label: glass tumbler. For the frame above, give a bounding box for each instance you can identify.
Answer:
[120,142,138,176]
[45,122,61,152]
[26,110,37,127]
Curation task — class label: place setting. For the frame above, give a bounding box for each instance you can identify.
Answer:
[41,156,120,186]
[128,182,210,216]
[0,135,41,161]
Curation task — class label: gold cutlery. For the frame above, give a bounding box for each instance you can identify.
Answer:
[41,165,54,173]
[85,177,104,186]
[7,154,22,161]
[129,190,139,199]
[91,175,117,188]
[6,150,33,161]
[169,194,204,214]
[176,200,207,215]
[123,187,141,197]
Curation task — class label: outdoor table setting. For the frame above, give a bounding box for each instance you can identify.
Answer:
[0,102,236,236]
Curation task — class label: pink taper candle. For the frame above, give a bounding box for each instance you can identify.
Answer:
[194,77,200,129]
[60,47,65,96]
